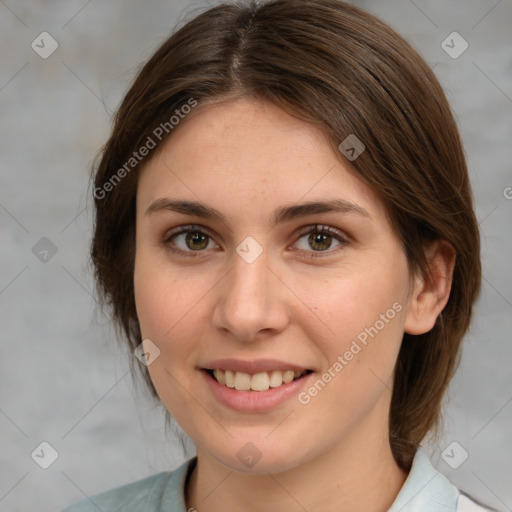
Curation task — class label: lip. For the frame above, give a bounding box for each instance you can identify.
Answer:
[201,368,314,412]
[201,358,312,374]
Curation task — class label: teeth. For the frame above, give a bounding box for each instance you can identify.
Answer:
[213,369,225,386]
[234,371,251,391]
[251,372,270,391]
[225,370,235,388]
[210,369,307,391]
[282,370,295,384]
[269,370,283,388]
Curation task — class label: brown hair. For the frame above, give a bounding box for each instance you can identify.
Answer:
[91,0,481,470]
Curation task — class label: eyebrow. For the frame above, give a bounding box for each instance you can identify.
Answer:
[145,198,371,226]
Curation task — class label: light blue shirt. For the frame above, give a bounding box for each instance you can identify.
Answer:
[62,447,491,511]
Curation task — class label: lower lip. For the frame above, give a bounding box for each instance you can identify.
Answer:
[202,370,313,412]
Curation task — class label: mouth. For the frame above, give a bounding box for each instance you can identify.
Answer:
[203,368,313,392]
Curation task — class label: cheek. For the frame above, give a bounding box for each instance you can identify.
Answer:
[302,260,408,371]
[133,252,207,409]
[133,249,215,364]
[133,266,175,340]
[297,276,406,423]
[134,249,189,336]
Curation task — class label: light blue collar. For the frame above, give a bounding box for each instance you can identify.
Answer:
[388,446,459,511]
[164,446,459,512]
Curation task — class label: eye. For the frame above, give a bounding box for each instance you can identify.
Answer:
[161,224,349,258]
[293,225,348,257]
[162,225,219,255]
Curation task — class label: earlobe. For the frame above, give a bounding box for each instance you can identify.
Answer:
[404,240,456,335]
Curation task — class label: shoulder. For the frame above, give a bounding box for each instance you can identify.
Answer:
[389,447,495,512]
[61,472,172,512]
[61,457,195,512]
[456,492,497,511]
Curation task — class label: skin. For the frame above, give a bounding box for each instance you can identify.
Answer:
[133,98,454,512]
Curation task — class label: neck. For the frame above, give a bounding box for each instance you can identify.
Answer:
[185,411,408,512]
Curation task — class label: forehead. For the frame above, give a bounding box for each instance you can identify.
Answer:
[136,98,385,223]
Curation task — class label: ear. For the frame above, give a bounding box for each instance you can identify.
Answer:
[404,240,456,335]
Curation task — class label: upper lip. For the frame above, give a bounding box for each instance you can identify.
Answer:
[201,358,312,374]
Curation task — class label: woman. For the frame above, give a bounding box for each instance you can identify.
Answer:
[64,0,492,510]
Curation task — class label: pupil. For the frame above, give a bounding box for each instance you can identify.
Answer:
[309,232,331,251]
[186,232,208,250]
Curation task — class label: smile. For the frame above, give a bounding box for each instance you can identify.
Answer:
[201,367,314,412]
[207,368,311,391]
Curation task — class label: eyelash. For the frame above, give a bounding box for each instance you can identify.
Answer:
[160,224,349,259]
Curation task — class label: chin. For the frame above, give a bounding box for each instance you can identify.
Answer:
[202,437,308,476]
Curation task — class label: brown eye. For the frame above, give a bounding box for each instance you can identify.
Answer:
[184,231,209,250]
[294,225,349,257]
[162,226,219,254]
[308,232,333,251]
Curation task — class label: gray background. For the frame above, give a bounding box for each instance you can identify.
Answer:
[0,1,511,511]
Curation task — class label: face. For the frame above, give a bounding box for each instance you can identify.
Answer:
[134,98,414,474]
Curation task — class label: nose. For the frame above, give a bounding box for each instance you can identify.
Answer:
[212,250,290,343]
